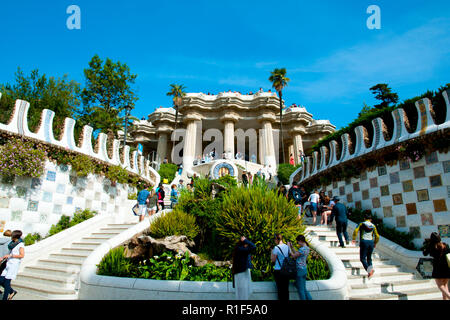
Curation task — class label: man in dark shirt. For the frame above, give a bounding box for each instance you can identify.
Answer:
[328,197,350,248]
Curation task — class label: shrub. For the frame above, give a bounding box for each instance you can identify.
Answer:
[277,163,301,185]
[106,165,129,184]
[148,208,199,240]
[24,233,42,246]
[212,175,237,189]
[0,137,46,181]
[128,193,137,200]
[70,154,96,177]
[48,209,97,237]
[215,182,306,272]
[158,163,178,183]
[97,246,136,277]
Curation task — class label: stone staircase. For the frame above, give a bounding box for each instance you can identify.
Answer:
[12,221,137,299]
[305,223,442,300]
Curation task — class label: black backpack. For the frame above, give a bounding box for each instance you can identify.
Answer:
[276,245,297,279]
[289,188,302,205]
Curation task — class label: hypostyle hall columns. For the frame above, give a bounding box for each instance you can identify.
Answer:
[182,113,202,176]
[258,112,277,168]
[220,112,240,159]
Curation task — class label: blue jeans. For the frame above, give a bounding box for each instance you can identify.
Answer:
[0,276,12,300]
[360,240,375,272]
[295,268,312,300]
[335,220,349,247]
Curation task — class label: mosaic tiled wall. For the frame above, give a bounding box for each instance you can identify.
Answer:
[324,150,450,248]
[0,160,135,236]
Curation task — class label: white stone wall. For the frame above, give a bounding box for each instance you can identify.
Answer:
[323,151,449,248]
[0,160,134,237]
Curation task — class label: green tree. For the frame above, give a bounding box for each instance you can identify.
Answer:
[0,68,81,136]
[269,68,290,164]
[166,84,186,131]
[370,83,399,109]
[78,55,138,138]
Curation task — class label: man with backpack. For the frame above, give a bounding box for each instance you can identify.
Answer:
[328,196,350,248]
[156,183,165,213]
[136,185,150,222]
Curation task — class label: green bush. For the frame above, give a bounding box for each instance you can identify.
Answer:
[97,246,136,277]
[24,233,42,246]
[158,163,178,183]
[277,163,301,185]
[48,209,97,237]
[212,175,237,189]
[0,137,46,181]
[106,165,129,184]
[148,208,199,240]
[215,182,306,272]
[70,154,96,177]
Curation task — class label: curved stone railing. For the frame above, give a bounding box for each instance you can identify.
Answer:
[0,96,160,187]
[290,90,450,185]
[79,213,348,300]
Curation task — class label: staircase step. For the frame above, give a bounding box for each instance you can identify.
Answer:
[37,258,83,269]
[350,279,435,295]
[16,271,77,290]
[89,232,120,237]
[98,227,128,232]
[48,253,89,263]
[349,286,441,300]
[79,236,111,242]
[71,242,102,249]
[345,263,403,275]
[61,247,95,256]
[24,265,80,277]
[9,279,77,300]
[347,272,417,285]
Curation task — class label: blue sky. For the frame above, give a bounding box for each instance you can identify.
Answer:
[0,0,449,129]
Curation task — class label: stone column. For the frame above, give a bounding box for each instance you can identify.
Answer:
[258,129,265,165]
[259,113,277,168]
[293,132,304,165]
[182,113,202,176]
[221,112,240,160]
[156,132,168,163]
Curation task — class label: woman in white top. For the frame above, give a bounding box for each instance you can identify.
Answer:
[308,190,320,225]
[271,234,291,300]
[0,230,24,300]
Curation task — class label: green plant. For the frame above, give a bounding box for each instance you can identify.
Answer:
[0,137,46,181]
[148,208,199,240]
[212,175,237,189]
[47,209,97,237]
[158,163,178,183]
[215,182,305,273]
[105,165,129,184]
[277,163,301,185]
[97,246,136,277]
[24,233,42,246]
[70,154,96,177]
[128,193,137,200]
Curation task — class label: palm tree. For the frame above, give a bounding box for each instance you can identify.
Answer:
[269,68,290,164]
[166,84,187,131]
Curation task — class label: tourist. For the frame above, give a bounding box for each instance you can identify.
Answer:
[422,232,450,300]
[210,148,216,160]
[329,196,350,247]
[352,212,380,279]
[170,184,179,209]
[163,157,168,164]
[299,186,308,206]
[287,235,312,300]
[320,195,334,225]
[147,190,158,216]
[287,182,302,216]
[232,236,256,300]
[268,165,274,181]
[177,179,184,191]
[178,164,183,176]
[251,154,256,163]
[271,234,291,300]
[242,171,249,187]
[156,183,166,212]
[289,153,295,165]
[0,230,12,258]
[258,87,263,93]
[0,230,24,300]
[307,190,320,225]
[137,185,150,222]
